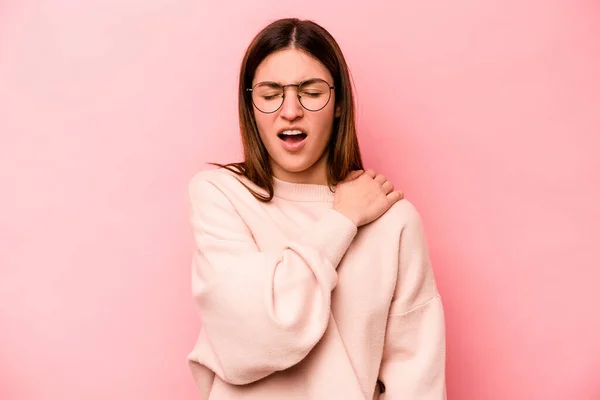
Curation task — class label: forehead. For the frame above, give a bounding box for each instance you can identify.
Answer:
[253,49,333,85]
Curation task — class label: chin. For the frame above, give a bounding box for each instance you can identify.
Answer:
[279,162,312,173]
[274,156,316,174]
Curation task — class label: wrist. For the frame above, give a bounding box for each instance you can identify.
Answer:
[333,206,359,227]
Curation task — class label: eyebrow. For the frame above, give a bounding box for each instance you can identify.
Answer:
[299,78,326,85]
[255,81,283,88]
[254,78,330,87]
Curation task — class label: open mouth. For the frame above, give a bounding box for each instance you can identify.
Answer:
[278,130,307,144]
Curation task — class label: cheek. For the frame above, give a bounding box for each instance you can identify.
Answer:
[312,111,336,143]
[254,113,275,142]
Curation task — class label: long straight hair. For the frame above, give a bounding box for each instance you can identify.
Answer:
[212,18,363,202]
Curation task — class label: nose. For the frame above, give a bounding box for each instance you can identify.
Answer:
[279,86,304,121]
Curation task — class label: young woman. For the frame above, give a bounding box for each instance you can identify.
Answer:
[187,18,446,400]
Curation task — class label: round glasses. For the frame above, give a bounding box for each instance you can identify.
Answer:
[247,78,335,114]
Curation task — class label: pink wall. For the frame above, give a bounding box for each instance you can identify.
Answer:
[1,0,599,399]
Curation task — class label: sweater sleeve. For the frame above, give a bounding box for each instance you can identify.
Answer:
[187,176,358,386]
[377,204,447,399]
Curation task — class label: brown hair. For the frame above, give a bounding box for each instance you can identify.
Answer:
[212,18,363,202]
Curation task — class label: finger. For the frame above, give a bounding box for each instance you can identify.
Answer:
[364,169,377,179]
[374,174,387,185]
[343,169,364,182]
[386,190,404,203]
[381,181,394,194]
[341,170,360,182]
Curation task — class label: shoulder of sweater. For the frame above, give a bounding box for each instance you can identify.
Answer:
[189,167,238,187]
[188,167,263,206]
[359,199,424,239]
[189,167,256,194]
[388,198,421,221]
[187,167,236,202]
[378,198,426,233]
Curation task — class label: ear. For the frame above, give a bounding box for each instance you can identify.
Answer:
[335,104,342,118]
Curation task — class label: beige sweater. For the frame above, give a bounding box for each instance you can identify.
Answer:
[187,167,446,399]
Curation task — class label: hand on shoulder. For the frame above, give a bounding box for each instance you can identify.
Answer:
[333,169,405,227]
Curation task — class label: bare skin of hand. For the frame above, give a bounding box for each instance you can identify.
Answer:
[333,169,404,227]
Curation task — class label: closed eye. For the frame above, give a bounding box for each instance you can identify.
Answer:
[301,92,323,98]
[262,94,282,100]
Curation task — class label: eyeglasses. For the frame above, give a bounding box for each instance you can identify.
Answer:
[247,78,335,114]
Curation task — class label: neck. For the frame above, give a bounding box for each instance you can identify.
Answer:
[272,175,335,202]
[271,153,328,185]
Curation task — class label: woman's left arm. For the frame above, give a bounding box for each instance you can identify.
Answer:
[377,202,447,399]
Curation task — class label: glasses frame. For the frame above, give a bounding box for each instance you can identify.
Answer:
[246,78,335,114]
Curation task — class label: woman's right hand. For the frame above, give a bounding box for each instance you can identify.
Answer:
[333,169,404,227]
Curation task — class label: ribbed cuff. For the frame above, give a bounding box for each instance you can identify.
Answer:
[307,209,358,268]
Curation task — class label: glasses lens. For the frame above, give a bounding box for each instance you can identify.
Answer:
[299,80,331,111]
[252,82,283,113]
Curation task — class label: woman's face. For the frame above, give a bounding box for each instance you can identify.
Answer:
[251,49,340,184]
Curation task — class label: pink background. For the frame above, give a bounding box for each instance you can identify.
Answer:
[1,0,599,399]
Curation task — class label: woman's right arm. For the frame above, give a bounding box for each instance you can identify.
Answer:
[187,177,358,385]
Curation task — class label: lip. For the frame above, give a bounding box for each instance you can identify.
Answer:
[277,127,308,152]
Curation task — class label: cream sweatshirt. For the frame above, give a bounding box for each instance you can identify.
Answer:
[187,167,446,399]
